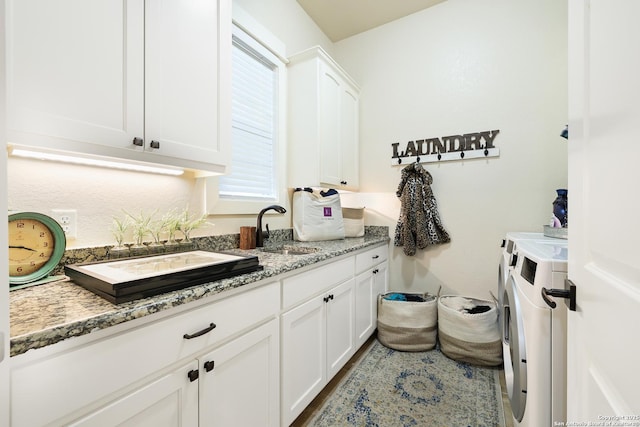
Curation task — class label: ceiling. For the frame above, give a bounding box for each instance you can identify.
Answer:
[297,0,447,42]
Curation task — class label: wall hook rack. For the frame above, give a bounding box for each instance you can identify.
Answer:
[391,147,500,166]
[390,129,501,166]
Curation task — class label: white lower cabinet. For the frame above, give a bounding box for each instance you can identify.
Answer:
[355,246,389,348]
[280,244,389,426]
[281,278,355,426]
[355,261,388,348]
[70,319,279,427]
[10,282,280,427]
[9,244,389,427]
[354,265,389,348]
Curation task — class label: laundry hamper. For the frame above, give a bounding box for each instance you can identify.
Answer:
[377,293,438,351]
[437,295,502,366]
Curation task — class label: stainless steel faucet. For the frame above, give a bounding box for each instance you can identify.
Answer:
[256,205,287,247]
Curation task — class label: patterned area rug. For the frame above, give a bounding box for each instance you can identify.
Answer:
[308,339,505,427]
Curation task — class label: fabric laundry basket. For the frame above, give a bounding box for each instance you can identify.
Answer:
[377,293,438,351]
[342,207,365,237]
[437,295,502,366]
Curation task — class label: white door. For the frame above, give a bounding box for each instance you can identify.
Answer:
[1,3,10,422]
[567,0,640,420]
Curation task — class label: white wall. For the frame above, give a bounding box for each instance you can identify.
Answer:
[335,0,568,297]
[7,158,208,247]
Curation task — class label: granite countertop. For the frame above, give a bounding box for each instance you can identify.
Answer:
[10,228,389,357]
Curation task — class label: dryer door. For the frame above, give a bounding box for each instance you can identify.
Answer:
[503,274,527,422]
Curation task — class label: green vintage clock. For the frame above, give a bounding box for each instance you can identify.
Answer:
[8,212,67,287]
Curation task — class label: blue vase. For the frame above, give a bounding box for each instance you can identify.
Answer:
[552,189,568,228]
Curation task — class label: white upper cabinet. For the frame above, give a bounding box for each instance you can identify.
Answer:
[288,47,360,190]
[6,0,231,175]
[144,0,230,172]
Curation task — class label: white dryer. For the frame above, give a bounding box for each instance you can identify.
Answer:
[502,239,570,427]
[497,232,554,336]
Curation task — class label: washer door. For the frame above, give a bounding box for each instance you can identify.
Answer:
[497,254,509,336]
[503,274,527,422]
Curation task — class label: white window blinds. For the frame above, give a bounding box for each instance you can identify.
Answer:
[219,27,279,201]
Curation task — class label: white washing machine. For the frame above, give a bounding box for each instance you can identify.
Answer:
[502,238,569,427]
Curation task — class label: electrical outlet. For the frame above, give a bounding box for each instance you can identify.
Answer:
[51,209,77,240]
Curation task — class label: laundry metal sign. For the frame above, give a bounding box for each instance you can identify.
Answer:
[391,129,500,165]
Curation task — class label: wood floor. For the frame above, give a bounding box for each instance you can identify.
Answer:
[291,335,515,427]
[291,336,377,426]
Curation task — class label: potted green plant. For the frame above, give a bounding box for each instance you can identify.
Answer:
[125,210,153,256]
[177,207,211,251]
[148,210,174,254]
[109,215,131,258]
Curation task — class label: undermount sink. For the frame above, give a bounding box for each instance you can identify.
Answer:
[259,245,320,256]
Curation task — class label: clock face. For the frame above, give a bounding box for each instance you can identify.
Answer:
[8,212,66,285]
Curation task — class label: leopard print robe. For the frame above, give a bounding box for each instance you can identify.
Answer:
[394,163,450,256]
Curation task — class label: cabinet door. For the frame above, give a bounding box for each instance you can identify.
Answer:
[69,361,198,427]
[319,63,343,187]
[340,86,359,189]
[373,262,389,307]
[144,0,230,171]
[318,63,359,190]
[288,47,360,189]
[355,271,375,348]
[355,261,388,348]
[281,296,326,426]
[373,263,389,317]
[6,0,144,153]
[199,319,279,427]
[326,278,355,379]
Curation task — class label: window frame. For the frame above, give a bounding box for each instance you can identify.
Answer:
[205,15,287,215]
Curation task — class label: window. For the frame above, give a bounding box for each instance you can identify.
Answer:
[207,22,287,214]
